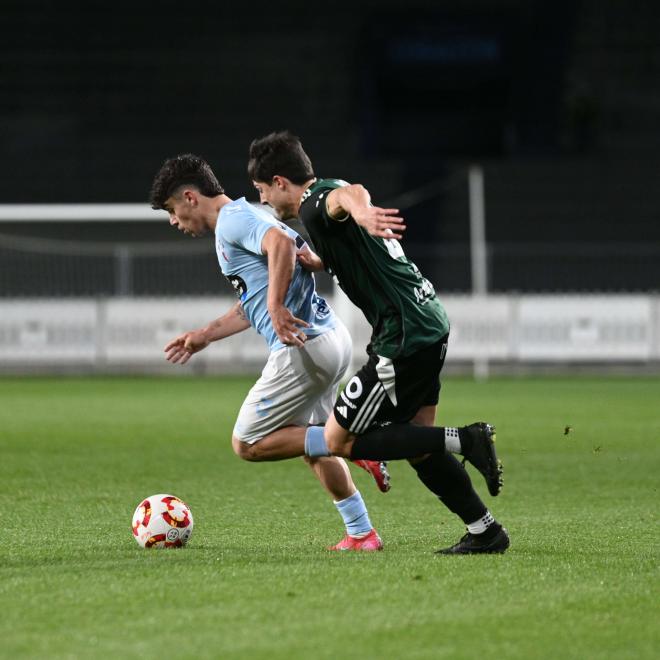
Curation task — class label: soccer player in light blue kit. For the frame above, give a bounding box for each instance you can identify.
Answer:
[150,154,387,551]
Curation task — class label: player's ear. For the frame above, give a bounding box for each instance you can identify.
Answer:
[272,175,286,190]
[183,189,197,205]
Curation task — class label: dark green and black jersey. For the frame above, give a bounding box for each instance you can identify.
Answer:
[299,178,450,359]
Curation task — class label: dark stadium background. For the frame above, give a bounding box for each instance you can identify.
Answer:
[1,0,659,294]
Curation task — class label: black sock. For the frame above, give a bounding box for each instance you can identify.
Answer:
[457,426,473,454]
[410,452,487,524]
[350,423,446,461]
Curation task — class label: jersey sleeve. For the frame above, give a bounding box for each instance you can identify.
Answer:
[220,206,274,255]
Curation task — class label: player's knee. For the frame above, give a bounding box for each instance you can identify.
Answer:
[325,431,352,458]
[232,435,262,462]
[323,416,353,457]
[411,405,436,427]
[408,453,430,466]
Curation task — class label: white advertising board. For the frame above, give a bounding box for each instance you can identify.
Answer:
[0,295,658,371]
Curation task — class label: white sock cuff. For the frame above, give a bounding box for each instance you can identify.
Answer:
[445,427,461,454]
[467,511,495,535]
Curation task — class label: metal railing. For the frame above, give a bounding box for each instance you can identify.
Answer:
[0,185,658,296]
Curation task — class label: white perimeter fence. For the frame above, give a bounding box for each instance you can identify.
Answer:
[1,293,659,374]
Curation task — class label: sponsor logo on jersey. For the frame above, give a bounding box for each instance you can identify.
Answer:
[227,274,248,302]
[413,277,436,305]
[339,391,357,409]
[336,405,349,418]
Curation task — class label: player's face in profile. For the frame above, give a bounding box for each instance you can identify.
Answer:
[253,180,297,220]
[164,194,207,237]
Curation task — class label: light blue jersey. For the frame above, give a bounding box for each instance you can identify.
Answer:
[215,198,336,353]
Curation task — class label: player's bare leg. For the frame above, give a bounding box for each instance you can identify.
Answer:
[311,454,382,552]
[320,417,391,491]
[304,455,355,500]
[323,414,355,457]
[234,431,362,502]
[232,427,390,493]
[412,404,436,427]
[233,430,381,550]
[231,426,305,461]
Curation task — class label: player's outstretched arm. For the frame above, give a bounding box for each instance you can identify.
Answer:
[326,184,406,239]
[262,227,310,347]
[164,303,250,365]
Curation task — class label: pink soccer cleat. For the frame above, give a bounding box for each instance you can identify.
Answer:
[328,528,383,552]
[352,459,391,492]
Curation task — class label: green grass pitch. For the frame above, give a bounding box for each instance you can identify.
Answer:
[1,376,658,659]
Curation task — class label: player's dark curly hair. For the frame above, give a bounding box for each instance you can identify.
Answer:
[248,131,315,185]
[150,154,224,209]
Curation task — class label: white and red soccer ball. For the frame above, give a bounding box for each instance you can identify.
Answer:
[131,494,194,548]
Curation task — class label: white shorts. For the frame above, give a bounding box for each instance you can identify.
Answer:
[233,322,352,444]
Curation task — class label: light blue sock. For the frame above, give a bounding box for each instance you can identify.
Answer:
[335,491,373,537]
[305,426,330,457]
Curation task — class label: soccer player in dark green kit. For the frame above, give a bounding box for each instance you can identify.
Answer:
[248,131,509,554]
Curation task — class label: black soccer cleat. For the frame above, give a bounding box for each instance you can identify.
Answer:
[461,422,503,496]
[435,526,510,555]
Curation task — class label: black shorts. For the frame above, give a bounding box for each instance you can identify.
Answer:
[333,335,449,434]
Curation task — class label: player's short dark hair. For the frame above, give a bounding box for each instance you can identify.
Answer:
[248,131,315,185]
[150,154,224,209]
